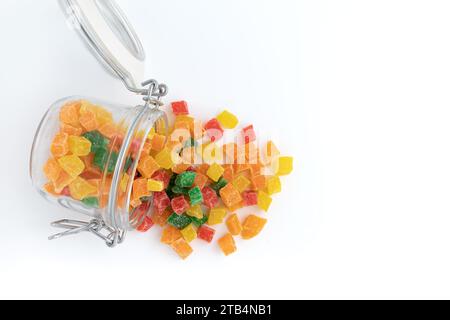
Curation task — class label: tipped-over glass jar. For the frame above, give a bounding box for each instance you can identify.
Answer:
[30,92,168,247]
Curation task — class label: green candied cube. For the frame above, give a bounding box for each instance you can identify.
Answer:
[188,186,203,206]
[83,131,109,153]
[107,152,119,174]
[82,197,99,208]
[93,147,108,171]
[172,186,190,196]
[211,177,228,193]
[191,214,208,227]
[175,171,197,188]
[168,213,192,230]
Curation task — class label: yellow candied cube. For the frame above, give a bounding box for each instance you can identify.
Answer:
[274,156,294,176]
[69,177,98,201]
[232,175,251,192]
[207,163,225,182]
[58,155,85,178]
[257,191,272,212]
[147,179,164,192]
[180,224,197,243]
[155,148,174,169]
[207,207,227,226]
[267,176,282,195]
[68,136,92,157]
[216,110,239,129]
[186,205,203,219]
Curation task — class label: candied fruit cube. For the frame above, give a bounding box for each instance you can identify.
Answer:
[180,224,197,243]
[168,213,192,230]
[202,187,219,208]
[171,101,190,116]
[186,205,203,219]
[207,163,225,182]
[218,233,237,256]
[233,175,251,193]
[242,191,258,207]
[241,215,267,240]
[69,177,98,201]
[51,133,70,158]
[138,154,160,178]
[44,158,62,182]
[161,225,183,244]
[219,183,243,208]
[252,175,267,191]
[171,196,190,215]
[60,101,81,127]
[98,122,118,139]
[267,176,282,195]
[132,178,151,202]
[68,136,92,157]
[176,171,197,188]
[207,207,227,226]
[242,125,257,144]
[58,155,85,178]
[136,216,154,233]
[171,238,193,260]
[197,226,216,243]
[147,179,164,192]
[152,170,172,189]
[53,171,76,193]
[216,110,239,129]
[194,173,208,190]
[151,134,166,152]
[226,213,243,236]
[152,208,173,227]
[155,148,174,170]
[79,110,99,132]
[204,119,224,142]
[257,191,272,212]
[188,186,203,206]
[274,156,294,176]
[61,123,83,136]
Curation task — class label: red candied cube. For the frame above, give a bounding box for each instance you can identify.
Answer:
[171,196,190,215]
[202,187,219,208]
[171,101,190,116]
[242,125,257,144]
[204,119,224,142]
[136,216,154,232]
[198,226,216,243]
[152,170,172,189]
[153,191,171,213]
[243,191,258,206]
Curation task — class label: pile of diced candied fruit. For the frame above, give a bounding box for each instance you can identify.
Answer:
[43,100,293,259]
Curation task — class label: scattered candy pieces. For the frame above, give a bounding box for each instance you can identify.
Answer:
[41,99,293,260]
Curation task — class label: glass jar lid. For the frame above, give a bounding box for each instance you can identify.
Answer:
[59,0,146,91]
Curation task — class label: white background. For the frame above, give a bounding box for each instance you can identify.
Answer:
[0,0,449,300]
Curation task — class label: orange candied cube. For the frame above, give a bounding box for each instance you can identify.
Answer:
[171,238,193,260]
[151,134,166,152]
[137,154,160,178]
[227,201,244,213]
[241,215,267,240]
[226,213,243,236]
[43,182,60,196]
[99,122,118,139]
[79,110,99,132]
[252,175,267,191]
[218,233,237,256]
[53,171,76,193]
[153,208,173,227]
[219,183,243,208]
[194,173,209,190]
[50,133,69,158]
[132,178,151,201]
[196,164,210,176]
[81,167,102,180]
[161,225,183,244]
[87,179,101,197]
[141,141,152,155]
[60,123,83,136]
[223,165,234,182]
[59,101,81,127]
[44,158,62,182]
[172,164,191,174]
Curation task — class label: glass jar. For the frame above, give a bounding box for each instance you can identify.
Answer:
[30,0,170,247]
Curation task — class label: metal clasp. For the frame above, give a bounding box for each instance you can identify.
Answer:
[49,219,120,248]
